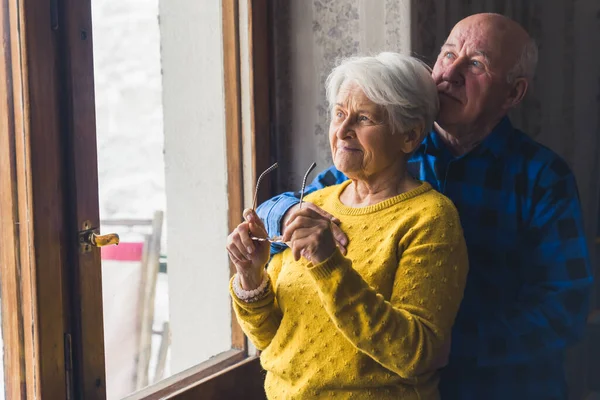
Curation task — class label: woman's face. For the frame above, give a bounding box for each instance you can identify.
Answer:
[329,82,408,180]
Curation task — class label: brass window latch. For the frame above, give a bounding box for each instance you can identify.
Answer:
[79,220,119,253]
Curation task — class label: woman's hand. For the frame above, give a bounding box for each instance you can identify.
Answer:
[282,202,348,255]
[226,209,270,290]
[282,207,338,264]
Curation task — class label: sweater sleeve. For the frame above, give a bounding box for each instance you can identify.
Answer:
[230,253,285,350]
[307,206,469,380]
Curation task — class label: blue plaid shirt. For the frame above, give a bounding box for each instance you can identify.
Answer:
[257,117,593,399]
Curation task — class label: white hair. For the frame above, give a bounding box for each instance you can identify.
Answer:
[506,37,538,83]
[325,52,439,139]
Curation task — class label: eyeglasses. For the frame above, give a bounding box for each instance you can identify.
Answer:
[250,161,317,243]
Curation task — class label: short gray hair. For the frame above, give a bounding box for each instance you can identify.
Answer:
[506,37,538,83]
[325,52,439,138]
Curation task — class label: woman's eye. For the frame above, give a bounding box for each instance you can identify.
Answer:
[444,52,455,59]
[334,111,344,119]
[358,115,370,122]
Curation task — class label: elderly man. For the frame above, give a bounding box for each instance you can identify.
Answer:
[256,13,592,399]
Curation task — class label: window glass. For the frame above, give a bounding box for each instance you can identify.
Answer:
[91,0,232,397]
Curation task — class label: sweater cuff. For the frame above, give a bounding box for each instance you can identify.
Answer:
[229,275,274,309]
[307,248,350,280]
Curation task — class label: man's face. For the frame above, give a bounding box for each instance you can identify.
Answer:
[431,18,517,131]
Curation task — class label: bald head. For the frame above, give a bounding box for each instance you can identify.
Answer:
[457,13,529,43]
[452,13,537,82]
[431,13,536,139]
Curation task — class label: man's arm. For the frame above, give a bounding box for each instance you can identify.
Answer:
[256,165,348,255]
[477,162,593,366]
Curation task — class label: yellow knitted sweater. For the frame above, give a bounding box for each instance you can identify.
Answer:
[231,181,468,399]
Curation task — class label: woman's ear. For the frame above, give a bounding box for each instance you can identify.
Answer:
[399,122,424,154]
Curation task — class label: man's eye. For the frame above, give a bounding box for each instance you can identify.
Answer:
[444,52,455,59]
[471,60,483,68]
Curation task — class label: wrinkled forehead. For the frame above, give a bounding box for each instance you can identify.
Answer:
[446,21,520,68]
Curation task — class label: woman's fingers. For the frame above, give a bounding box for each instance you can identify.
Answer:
[330,223,348,255]
[249,220,268,239]
[295,202,340,224]
[243,208,267,230]
[235,210,270,255]
[227,247,249,266]
[226,215,271,273]
[285,206,326,225]
[237,222,256,254]
[287,224,337,263]
[227,221,258,262]
[284,206,348,251]
[282,212,327,242]
[227,225,251,261]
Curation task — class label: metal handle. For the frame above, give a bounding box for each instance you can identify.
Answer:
[88,232,120,247]
[79,220,120,252]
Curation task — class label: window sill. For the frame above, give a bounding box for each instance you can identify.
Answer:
[123,349,248,400]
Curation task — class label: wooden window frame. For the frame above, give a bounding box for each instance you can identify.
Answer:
[0,0,272,398]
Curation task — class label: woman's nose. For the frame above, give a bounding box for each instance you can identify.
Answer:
[336,118,355,139]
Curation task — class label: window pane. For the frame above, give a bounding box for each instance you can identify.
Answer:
[91,0,233,398]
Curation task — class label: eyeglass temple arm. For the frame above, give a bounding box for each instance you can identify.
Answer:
[298,162,317,210]
[252,162,279,210]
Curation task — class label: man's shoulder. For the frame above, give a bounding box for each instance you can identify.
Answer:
[508,129,574,181]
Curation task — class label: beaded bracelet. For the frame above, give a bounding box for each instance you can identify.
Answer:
[232,272,269,303]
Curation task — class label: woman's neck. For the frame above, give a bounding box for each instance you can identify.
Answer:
[340,164,419,208]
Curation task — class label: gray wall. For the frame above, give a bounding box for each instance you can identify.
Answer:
[270,0,412,191]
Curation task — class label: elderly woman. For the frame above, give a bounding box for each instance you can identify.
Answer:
[226,52,468,399]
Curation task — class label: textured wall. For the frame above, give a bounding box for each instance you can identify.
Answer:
[270,0,412,191]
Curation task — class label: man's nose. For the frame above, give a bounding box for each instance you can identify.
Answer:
[442,59,466,86]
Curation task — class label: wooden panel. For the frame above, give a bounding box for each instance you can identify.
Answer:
[56,0,107,396]
[0,0,74,398]
[23,0,73,393]
[223,0,246,352]
[0,1,32,398]
[248,0,273,202]
[223,0,272,353]
[167,357,265,400]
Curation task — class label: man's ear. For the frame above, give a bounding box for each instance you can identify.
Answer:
[504,77,528,109]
